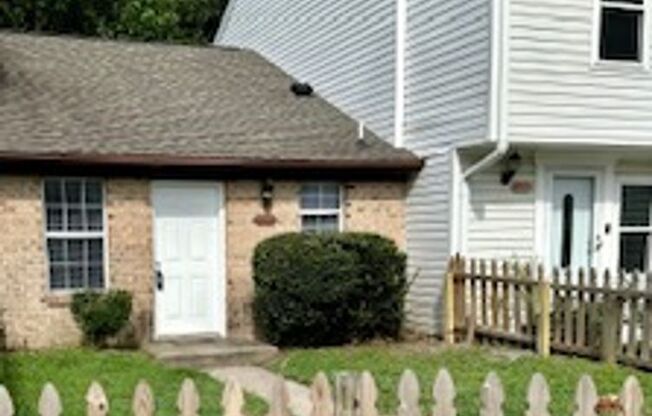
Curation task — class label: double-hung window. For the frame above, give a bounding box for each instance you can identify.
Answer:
[44,178,105,291]
[300,183,342,233]
[598,0,646,62]
[619,185,652,272]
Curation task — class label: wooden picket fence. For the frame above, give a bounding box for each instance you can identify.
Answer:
[446,256,652,369]
[0,368,646,416]
[0,307,5,351]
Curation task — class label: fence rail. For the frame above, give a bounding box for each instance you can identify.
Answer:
[446,256,652,369]
[0,369,645,416]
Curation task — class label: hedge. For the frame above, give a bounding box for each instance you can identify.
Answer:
[252,232,408,347]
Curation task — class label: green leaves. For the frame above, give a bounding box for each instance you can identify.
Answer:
[252,233,409,347]
[0,0,228,44]
[71,290,133,347]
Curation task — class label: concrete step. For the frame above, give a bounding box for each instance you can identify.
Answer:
[144,336,279,369]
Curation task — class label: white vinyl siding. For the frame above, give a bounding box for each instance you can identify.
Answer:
[466,156,536,260]
[404,154,453,333]
[404,0,491,150]
[403,0,492,333]
[508,0,652,145]
[216,0,397,142]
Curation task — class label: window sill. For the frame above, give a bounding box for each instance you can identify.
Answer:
[590,59,650,73]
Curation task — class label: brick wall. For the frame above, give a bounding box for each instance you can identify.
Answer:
[106,180,154,343]
[0,177,405,348]
[0,176,56,349]
[225,181,406,338]
[0,177,153,349]
[344,182,406,249]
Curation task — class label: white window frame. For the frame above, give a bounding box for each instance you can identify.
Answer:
[42,177,109,293]
[299,183,344,232]
[592,0,651,68]
[616,178,652,273]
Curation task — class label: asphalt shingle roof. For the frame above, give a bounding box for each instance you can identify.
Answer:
[0,32,420,170]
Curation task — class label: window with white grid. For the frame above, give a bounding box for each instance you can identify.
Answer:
[44,178,105,291]
[300,183,342,233]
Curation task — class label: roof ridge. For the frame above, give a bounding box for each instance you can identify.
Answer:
[0,29,246,53]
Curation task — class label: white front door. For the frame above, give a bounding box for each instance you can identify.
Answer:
[152,182,225,337]
[550,177,595,271]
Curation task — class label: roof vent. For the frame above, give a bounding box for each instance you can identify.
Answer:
[291,82,314,97]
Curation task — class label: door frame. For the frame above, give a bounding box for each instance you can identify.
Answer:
[150,180,227,339]
[536,163,607,272]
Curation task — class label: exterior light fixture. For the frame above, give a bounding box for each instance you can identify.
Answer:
[500,152,522,185]
[261,179,274,211]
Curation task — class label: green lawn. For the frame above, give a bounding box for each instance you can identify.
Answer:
[0,349,267,416]
[270,343,652,415]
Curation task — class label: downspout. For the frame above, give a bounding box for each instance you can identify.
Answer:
[462,0,509,179]
[462,140,509,179]
[394,0,407,148]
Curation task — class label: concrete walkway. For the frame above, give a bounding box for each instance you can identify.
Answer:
[209,366,312,416]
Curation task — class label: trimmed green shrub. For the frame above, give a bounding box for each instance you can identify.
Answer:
[253,232,408,347]
[71,289,132,347]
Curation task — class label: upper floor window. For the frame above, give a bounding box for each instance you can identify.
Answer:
[599,0,645,62]
[44,178,105,291]
[300,183,342,233]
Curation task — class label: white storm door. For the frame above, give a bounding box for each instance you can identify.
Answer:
[550,177,595,272]
[153,182,225,337]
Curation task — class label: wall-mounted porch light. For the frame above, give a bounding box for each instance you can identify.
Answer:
[500,152,522,185]
[260,179,274,211]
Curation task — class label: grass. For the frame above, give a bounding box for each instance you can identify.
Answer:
[269,343,652,415]
[0,349,267,416]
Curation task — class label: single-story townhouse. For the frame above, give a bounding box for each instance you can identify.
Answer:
[0,32,422,349]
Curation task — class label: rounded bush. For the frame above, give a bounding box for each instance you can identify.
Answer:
[253,232,408,347]
[71,289,133,347]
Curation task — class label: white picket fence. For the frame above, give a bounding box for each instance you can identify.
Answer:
[0,368,645,416]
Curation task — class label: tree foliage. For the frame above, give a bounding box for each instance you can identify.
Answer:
[0,0,228,43]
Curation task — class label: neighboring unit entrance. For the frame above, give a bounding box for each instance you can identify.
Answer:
[550,177,595,271]
[152,182,225,337]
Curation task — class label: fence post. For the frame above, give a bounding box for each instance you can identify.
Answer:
[444,257,456,344]
[133,381,155,416]
[601,293,620,365]
[86,382,108,416]
[454,257,467,335]
[311,373,334,416]
[222,379,244,416]
[39,383,62,416]
[335,372,358,416]
[0,385,14,416]
[357,372,378,416]
[177,379,200,416]
[537,266,551,358]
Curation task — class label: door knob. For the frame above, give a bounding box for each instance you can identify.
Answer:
[155,263,164,291]
[595,235,603,252]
